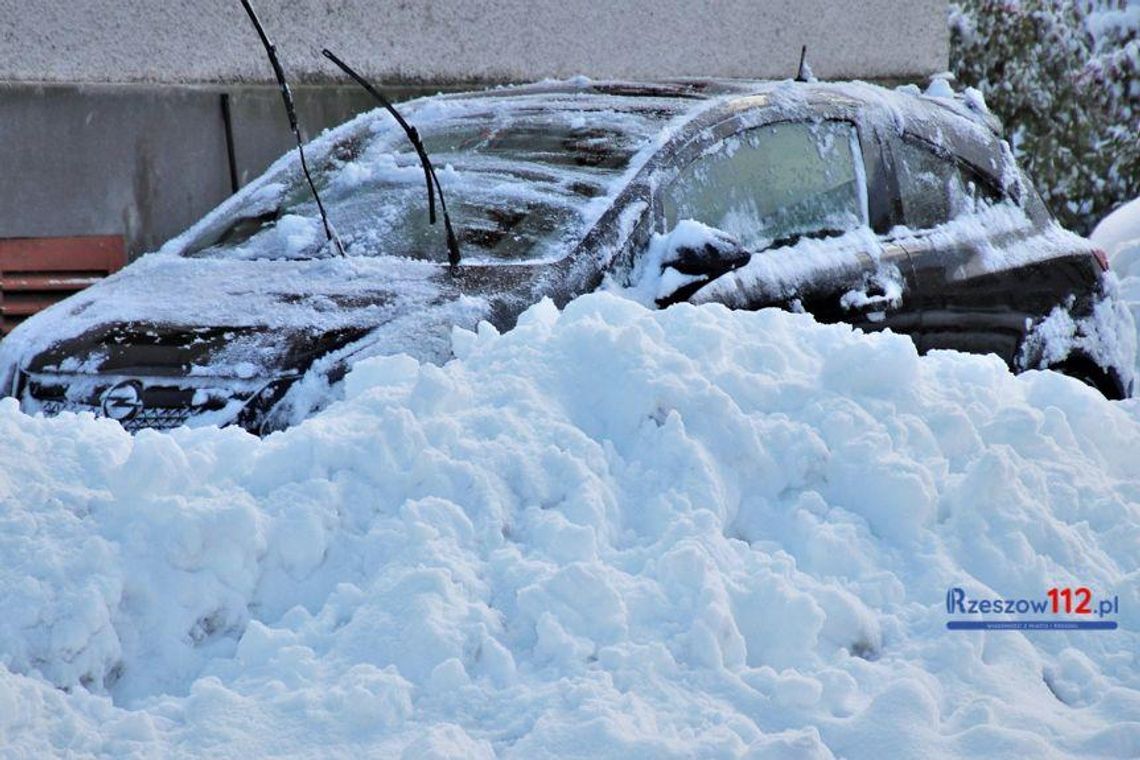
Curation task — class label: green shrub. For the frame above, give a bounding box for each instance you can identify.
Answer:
[949,0,1139,234]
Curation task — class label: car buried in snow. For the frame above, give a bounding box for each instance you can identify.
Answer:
[0,78,1133,435]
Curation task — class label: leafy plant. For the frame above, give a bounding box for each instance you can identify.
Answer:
[949,0,1139,233]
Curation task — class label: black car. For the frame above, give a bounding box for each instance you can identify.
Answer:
[1,78,1132,434]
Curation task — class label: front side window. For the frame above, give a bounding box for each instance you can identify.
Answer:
[661,121,868,249]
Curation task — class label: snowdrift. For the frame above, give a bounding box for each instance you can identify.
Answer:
[1110,200,1140,383]
[2,292,1139,758]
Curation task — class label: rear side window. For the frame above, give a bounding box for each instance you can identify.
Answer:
[662,121,868,249]
[892,138,1002,230]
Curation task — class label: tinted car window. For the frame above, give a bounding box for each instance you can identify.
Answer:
[662,121,867,249]
[893,138,1002,229]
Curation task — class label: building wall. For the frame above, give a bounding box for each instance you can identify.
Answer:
[0,1,949,259]
[0,84,381,257]
[0,0,948,84]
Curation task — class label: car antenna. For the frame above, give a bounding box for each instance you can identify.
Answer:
[321,48,462,271]
[237,0,344,256]
[795,45,813,83]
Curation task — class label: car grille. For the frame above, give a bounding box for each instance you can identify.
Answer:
[34,398,195,432]
[18,372,254,433]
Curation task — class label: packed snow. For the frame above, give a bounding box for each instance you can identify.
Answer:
[3,289,1140,758]
[1107,196,1140,380]
[1096,196,1140,271]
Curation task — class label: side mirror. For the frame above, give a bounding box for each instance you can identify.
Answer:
[654,221,751,306]
[661,222,751,274]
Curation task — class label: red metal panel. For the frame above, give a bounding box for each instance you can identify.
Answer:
[0,236,125,273]
[0,236,126,334]
[1,274,105,291]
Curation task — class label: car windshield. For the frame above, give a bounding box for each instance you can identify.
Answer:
[182,96,679,264]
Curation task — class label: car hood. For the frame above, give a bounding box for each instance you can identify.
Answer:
[24,322,377,380]
[1,253,523,383]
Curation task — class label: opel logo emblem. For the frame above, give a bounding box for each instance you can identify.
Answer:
[101,381,144,421]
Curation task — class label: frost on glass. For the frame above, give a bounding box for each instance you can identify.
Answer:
[661,121,866,250]
[893,138,1003,230]
[183,104,669,264]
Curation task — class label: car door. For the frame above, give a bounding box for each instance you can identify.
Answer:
[881,132,1033,363]
[650,118,921,336]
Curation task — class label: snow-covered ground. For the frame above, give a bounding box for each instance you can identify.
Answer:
[1101,197,1140,381]
[1097,197,1140,274]
[2,283,1140,758]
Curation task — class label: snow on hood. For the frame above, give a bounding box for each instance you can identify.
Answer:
[0,253,488,380]
[2,292,1139,758]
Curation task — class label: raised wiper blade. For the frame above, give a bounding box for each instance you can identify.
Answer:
[237,0,344,256]
[321,48,462,270]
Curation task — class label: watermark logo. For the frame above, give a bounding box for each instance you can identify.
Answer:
[945,586,1119,631]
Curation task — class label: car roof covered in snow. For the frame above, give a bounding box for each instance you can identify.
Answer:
[420,76,1003,137]
[341,76,1009,193]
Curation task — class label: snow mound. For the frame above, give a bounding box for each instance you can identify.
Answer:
[1106,197,1140,380]
[1100,197,1140,277]
[2,293,1140,758]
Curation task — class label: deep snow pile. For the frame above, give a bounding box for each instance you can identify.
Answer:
[1099,197,1140,272]
[2,293,1140,758]
[1105,197,1140,378]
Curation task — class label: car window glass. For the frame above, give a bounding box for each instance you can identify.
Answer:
[893,139,962,229]
[958,163,1003,212]
[894,138,1002,229]
[661,121,867,250]
[181,99,684,264]
[1017,169,1053,224]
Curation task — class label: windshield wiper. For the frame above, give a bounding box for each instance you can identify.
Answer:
[237,0,344,256]
[321,49,462,271]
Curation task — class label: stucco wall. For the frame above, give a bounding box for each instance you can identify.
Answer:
[0,0,948,85]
